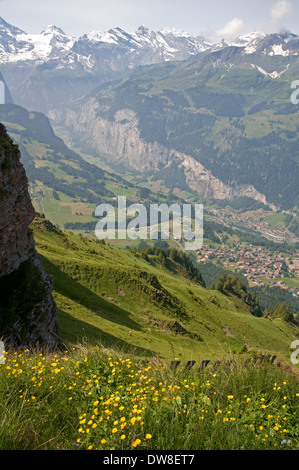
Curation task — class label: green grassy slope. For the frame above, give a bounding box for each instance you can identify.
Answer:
[32,216,298,363]
[0,104,196,233]
[0,104,137,229]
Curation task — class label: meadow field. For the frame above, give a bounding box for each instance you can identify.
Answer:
[0,345,298,450]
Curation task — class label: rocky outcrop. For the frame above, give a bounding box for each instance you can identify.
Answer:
[61,101,277,209]
[0,123,59,350]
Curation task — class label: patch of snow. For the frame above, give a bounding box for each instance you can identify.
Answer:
[84,30,119,44]
[251,63,290,79]
[160,27,192,38]
[2,25,75,63]
[256,66,269,76]
[269,64,290,78]
[238,31,266,43]
[270,44,290,57]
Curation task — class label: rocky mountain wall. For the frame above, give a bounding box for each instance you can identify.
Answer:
[62,100,277,209]
[0,123,58,350]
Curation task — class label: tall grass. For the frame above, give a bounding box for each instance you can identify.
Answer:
[0,343,298,450]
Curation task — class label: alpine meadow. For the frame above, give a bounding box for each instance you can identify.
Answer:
[0,0,298,455]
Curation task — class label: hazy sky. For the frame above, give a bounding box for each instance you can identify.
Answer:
[0,0,298,39]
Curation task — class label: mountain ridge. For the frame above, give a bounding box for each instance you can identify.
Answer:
[1,16,298,68]
[57,46,299,209]
[1,15,299,117]
[1,16,298,210]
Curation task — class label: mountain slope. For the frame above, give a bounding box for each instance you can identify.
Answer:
[0,18,212,114]
[32,215,298,361]
[1,17,298,209]
[60,47,299,209]
[0,102,193,232]
[0,103,125,228]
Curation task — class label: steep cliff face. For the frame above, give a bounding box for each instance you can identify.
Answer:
[0,123,59,350]
[62,101,277,209]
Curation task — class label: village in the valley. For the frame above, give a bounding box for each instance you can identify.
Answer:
[196,206,299,298]
[197,242,299,295]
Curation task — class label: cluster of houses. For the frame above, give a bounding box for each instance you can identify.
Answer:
[196,243,299,297]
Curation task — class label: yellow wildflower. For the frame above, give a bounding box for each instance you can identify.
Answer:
[132,439,141,447]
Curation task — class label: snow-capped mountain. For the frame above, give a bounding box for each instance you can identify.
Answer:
[212,31,299,56]
[217,31,267,53]
[0,18,75,63]
[1,18,298,211]
[0,18,211,67]
[1,16,298,70]
[1,16,298,116]
[253,32,299,57]
[66,25,213,70]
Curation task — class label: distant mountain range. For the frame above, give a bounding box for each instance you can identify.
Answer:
[0,17,299,210]
[1,16,299,68]
[57,37,299,209]
[1,16,299,113]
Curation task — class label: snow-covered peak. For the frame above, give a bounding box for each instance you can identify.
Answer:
[137,25,150,35]
[80,25,210,59]
[41,25,67,36]
[211,30,299,56]
[0,16,298,68]
[216,31,266,50]
[159,27,192,38]
[0,16,24,33]
[84,27,137,45]
[0,23,75,64]
[84,29,118,44]
[234,31,267,54]
[237,31,266,43]
[251,32,299,56]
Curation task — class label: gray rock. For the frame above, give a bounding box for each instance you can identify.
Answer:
[0,123,59,351]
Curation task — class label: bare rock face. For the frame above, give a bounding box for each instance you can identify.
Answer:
[0,123,59,351]
[62,101,277,209]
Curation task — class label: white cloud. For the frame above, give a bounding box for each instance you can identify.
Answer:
[269,0,294,31]
[215,17,246,40]
[205,0,296,42]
